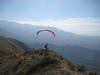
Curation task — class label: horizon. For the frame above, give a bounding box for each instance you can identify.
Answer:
[0,19,100,37]
[0,0,100,36]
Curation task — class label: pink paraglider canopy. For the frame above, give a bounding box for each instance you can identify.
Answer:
[36,29,55,37]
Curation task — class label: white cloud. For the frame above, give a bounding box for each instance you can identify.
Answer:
[3,18,100,36]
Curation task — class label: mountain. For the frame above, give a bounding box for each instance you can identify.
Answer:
[0,36,30,56]
[0,49,99,75]
[0,20,100,51]
[0,20,100,71]
[33,42,100,71]
[0,36,99,74]
[0,36,100,71]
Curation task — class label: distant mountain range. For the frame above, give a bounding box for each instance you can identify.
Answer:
[0,20,100,71]
[0,20,100,51]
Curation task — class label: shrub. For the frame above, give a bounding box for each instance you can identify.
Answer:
[76,64,86,72]
[89,71,98,75]
[66,72,71,75]
[38,56,58,68]
[67,61,76,71]
[26,56,59,74]
[69,64,76,71]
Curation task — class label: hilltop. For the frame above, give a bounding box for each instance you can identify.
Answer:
[0,36,99,75]
[0,49,99,75]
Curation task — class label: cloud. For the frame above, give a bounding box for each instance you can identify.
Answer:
[2,18,100,36]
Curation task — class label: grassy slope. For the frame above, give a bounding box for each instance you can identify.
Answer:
[0,36,30,56]
[0,49,99,75]
[0,36,99,75]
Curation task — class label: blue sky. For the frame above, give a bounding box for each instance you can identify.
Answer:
[0,0,100,36]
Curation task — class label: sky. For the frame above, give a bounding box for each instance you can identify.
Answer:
[0,0,100,36]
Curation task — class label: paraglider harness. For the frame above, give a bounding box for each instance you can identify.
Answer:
[36,29,55,55]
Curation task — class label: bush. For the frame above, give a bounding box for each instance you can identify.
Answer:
[67,61,76,71]
[76,64,86,72]
[38,56,58,67]
[89,71,98,75]
[26,56,58,74]
[69,64,76,71]
[66,72,71,75]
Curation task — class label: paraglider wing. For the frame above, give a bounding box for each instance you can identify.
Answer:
[36,29,55,37]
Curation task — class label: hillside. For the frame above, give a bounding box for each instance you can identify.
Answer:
[33,42,100,71]
[0,20,100,72]
[0,36,30,56]
[0,37,99,75]
[0,21,100,74]
[0,49,99,75]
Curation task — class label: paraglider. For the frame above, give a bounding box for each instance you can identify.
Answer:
[36,29,55,37]
[36,29,55,55]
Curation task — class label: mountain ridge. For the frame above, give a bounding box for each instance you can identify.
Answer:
[0,20,100,50]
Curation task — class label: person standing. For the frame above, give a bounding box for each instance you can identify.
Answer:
[44,43,48,55]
